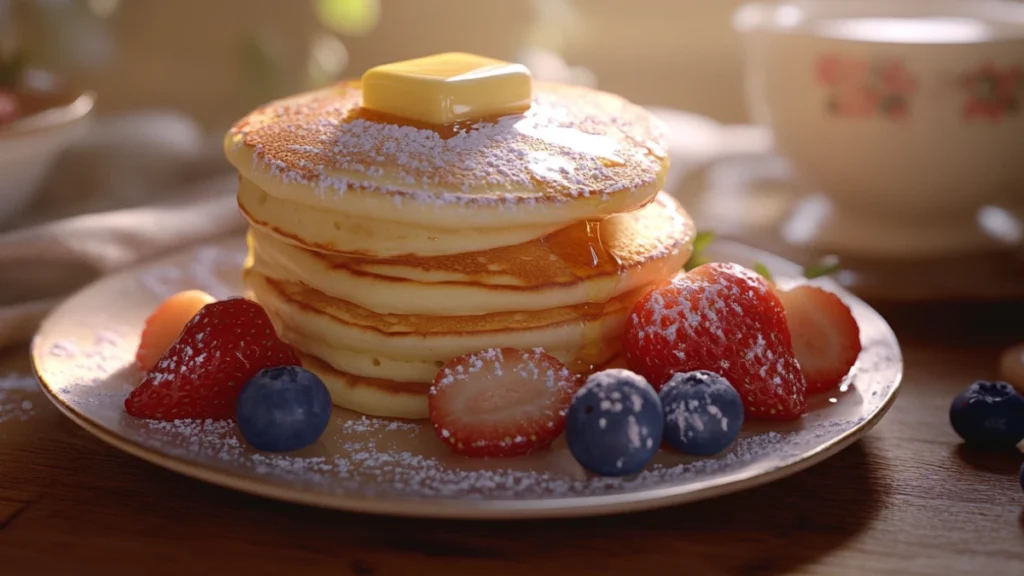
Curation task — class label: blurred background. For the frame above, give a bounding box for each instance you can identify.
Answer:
[0,0,750,129]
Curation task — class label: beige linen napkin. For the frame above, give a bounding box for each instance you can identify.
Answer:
[0,110,245,348]
[0,175,245,347]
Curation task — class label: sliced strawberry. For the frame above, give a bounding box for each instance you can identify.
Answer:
[428,347,580,457]
[125,297,300,421]
[624,262,807,421]
[775,285,861,394]
[135,289,217,372]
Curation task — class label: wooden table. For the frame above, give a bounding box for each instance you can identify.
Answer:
[0,300,1022,575]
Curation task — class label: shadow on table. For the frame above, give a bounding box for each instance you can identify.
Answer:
[954,444,1023,476]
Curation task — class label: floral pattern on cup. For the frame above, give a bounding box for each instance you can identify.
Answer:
[960,62,1022,122]
[816,54,917,120]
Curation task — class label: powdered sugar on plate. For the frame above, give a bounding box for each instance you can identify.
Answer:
[41,323,879,501]
[0,373,40,426]
[139,245,246,299]
[127,410,863,500]
[31,239,903,511]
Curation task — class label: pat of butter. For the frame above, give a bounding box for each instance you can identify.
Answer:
[360,52,532,125]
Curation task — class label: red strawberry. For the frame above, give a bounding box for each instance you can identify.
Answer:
[124,297,300,421]
[624,262,807,421]
[428,347,580,457]
[774,285,861,394]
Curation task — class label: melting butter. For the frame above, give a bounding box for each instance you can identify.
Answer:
[360,52,532,125]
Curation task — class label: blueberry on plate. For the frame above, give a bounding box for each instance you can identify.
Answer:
[236,366,333,452]
[565,368,663,477]
[659,370,744,456]
[949,380,1024,449]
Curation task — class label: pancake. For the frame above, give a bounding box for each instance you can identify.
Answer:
[296,350,628,420]
[244,268,639,372]
[224,81,669,231]
[247,191,695,315]
[237,177,566,257]
[298,352,430,419]
[272,316,621,384]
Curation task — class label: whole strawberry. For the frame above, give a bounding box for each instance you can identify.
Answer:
[125,297,301,421]
[624,262,807,420]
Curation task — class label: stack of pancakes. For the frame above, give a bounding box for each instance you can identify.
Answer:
[225,80,696,419]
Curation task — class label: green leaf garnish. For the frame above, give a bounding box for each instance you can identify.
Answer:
[684,255,708,271]
[752,261,774,282]
[803,254,842,279]
[692,230,715,255]
[683,230,715,271]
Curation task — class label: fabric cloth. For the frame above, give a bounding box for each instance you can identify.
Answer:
[0,110,245,349]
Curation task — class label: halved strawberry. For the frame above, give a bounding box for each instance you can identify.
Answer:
[428,347,580,458]
[125,297,300,421]
[136,289,217,372]
[774,285,861,394]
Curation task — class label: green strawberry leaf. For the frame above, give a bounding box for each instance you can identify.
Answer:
[803,254,842,279]
[683,230,715,271]
[692,230,715,255]
[752,262,774,282]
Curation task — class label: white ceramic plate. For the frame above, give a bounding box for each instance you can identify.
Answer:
[30,236,902,519]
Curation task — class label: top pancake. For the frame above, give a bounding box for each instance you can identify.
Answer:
[224,80,670,230]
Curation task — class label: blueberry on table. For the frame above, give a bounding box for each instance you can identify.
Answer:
[659,370,744,456]
[565,368,664,477]
[949,381,1024,449]
[236,366,333,452]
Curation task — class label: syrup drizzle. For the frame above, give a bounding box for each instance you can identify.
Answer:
[539,218,623,373]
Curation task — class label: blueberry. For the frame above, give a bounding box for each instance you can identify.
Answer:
[565,368,663,477]
[1019,461,1024,494]
[236,366,333,452]
[949,381,1024,449]
[659,370,744,456]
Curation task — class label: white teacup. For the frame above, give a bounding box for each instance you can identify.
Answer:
[734,0,1024,258]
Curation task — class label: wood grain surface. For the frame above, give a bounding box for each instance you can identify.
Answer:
[0,300,1022,575]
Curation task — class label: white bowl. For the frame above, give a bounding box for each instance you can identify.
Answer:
[0,71,95,226]
[734,0,1024,258]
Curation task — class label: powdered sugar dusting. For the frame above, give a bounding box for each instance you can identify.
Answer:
[429,347,579,454]
[627,263,806,418]
[0,373,40,426]
[127,412,864,499]
[139,245,246,299]
[38,320,892,503]
[227,81,667,210]
[432,347,576,399]
[32,240,902,510]
[0,373,39,392]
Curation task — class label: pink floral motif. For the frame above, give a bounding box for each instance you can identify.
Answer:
[816,54,917,120]
[959,62,1023,121]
